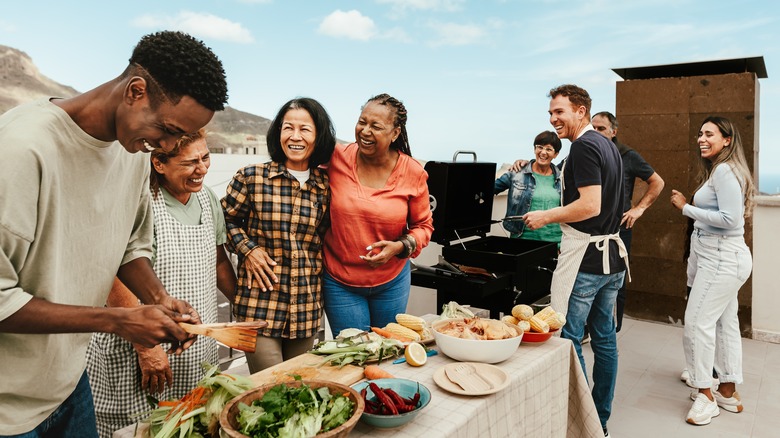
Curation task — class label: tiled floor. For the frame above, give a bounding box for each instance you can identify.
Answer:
[587,318,780,438]
[222,318,780,437]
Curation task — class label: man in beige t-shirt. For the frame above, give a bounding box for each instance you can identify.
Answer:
[0,31,228,436]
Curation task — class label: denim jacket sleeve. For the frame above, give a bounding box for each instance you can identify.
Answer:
[501,164,536,234]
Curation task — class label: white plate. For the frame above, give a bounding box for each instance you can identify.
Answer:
[433,362,510,396]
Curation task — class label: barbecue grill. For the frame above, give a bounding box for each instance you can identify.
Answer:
[411,151,558,318]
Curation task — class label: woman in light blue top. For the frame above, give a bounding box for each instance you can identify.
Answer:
[495,130,562,243]
[670,116,754,426]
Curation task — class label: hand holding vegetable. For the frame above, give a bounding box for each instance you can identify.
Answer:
[135,344,172,393]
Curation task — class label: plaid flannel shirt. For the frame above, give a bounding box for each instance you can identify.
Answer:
[221,161,329,338]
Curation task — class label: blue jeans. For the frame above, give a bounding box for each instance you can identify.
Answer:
[323,261,411,336]
[3,371,99,438]
[561,270,625,429]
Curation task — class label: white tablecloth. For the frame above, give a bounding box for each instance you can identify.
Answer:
[350,336,603,438]
[115,336,602,438]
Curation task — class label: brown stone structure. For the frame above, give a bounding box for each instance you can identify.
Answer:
[612,57,767,336]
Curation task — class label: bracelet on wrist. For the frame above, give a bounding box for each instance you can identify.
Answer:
[395,234,417,259]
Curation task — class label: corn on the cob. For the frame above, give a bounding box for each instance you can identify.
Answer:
[528,316,550,333]
[544,312,566,330]
[383,323,421,341]
[517,320,531,333]
[501,315,520,326]
[395,313,426,331]
[534,306,557,321]
[511,304,534,321]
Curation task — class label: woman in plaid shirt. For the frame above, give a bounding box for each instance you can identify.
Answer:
[221,98,336,373]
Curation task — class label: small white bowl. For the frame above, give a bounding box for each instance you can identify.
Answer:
[431,318,522,364]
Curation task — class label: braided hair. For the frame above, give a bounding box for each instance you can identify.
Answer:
[364,93,411,156]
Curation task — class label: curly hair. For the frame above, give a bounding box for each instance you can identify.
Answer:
[126,31,228,111]
[266,97,337,169]
[548,84,592,119]
[364,93,412,156]
[150,128,207,197]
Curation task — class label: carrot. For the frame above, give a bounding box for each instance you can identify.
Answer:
[364,364,394,380]
[371,326,413,342]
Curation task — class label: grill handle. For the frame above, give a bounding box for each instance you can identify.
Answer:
[452,150,478,162]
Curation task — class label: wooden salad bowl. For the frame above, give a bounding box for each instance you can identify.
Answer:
[219,379,364,438]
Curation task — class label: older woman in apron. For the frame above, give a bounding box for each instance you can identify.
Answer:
[85,130,236,438]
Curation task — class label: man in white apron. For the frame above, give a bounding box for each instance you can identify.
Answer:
[522,84,628,438]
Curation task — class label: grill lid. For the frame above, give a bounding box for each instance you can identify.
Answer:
[425,151,497,245]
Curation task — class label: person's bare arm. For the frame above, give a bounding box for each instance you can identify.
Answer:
[216,244,237,302]
[116,257,200,353]
[509,159,529,172]
[522,185,601,230]
[107,278,173,393]
[622,172,665,228]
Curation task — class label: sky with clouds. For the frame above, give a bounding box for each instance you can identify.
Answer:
[2,0,779,190]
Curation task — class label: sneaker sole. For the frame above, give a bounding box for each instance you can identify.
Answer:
[718,403,743,413]
[686,410,720,425]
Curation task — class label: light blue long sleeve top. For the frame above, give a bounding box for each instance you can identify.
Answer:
[682,163,745,236]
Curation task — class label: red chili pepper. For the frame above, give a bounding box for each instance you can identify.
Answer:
[411,391,420,406]
[383,389,408,408]
[369,382,399,415]
[396,404,417,413]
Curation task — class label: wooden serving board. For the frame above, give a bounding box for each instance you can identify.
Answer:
[248,353,365,387]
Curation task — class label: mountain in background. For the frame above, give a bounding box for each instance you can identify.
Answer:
[0,44,271,153]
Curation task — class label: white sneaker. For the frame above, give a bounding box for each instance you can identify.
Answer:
[686,393,720,425]
[681,368,719,388]
[713,390,743,413]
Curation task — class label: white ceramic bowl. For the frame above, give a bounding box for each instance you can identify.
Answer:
[431,318,523,364]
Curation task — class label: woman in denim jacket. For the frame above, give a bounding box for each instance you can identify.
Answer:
[494,131,562,243]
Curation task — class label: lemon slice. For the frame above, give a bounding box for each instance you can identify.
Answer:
[404,342,427,367]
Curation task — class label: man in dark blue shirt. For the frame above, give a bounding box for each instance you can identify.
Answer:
[522,85,627,438]
[592,112,664,332]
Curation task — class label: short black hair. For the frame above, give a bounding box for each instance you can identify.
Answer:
[127,31,228,111]
[534,130,562,153]
[266,97,336,169]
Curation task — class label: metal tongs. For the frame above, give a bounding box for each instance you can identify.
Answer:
[410,256,467,278]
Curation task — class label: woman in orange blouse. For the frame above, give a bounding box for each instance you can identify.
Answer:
[322,93,433,336]
[221,97,336,373]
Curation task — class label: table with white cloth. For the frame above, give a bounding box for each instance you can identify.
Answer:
[114,336,602,438]
[351,336,603,438]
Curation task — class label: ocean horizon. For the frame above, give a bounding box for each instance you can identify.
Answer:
[759,173,780,195]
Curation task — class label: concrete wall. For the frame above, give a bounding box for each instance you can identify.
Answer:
[615,72,759,335]
[751,196,780,343]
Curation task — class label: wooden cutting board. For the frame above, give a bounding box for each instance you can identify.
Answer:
[248,353,365,387]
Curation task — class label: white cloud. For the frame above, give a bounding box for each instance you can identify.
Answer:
[318,10,378,41]
[427,21,485,46]
[376,0,465,12]
[132,11,254,44]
